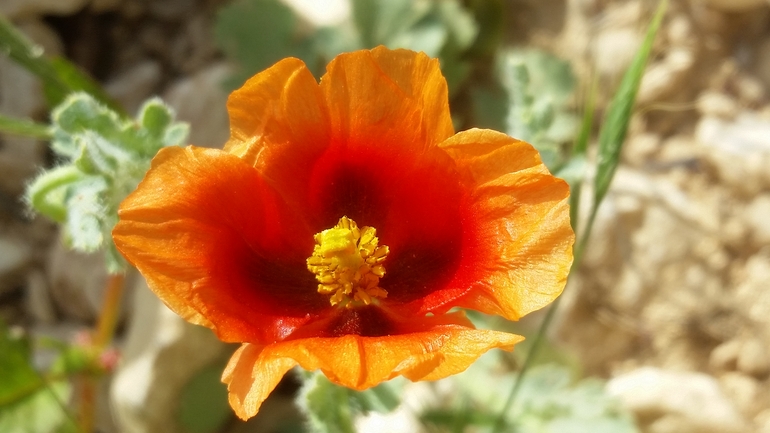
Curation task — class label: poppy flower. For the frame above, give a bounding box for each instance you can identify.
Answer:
[112,47,573,420]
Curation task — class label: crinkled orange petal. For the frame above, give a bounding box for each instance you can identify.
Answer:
[320,48,453,155]
[222,322,523,420]
[435,128,574,320]
[223,57,330,210]
[113,146,328,344]
[224,57,329,165]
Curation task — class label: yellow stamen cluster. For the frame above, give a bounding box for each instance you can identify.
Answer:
[306,216,389,308]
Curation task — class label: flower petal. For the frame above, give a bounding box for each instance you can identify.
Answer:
[320,47,453,155]
[222,317,522,420]
[223,57,331,209]
[431,128,574,320]
[113,146,330,344]
[224,57,329,164]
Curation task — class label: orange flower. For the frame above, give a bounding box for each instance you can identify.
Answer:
[112,47,574,420]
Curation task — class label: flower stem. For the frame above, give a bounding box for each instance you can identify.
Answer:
[78,375,96,433]
[0,114,51,139]
[94,273,126,348]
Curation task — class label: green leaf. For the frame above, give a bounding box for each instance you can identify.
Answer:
[178,363,231,433]
[64,176,108,252]
[215,0,315,87]
[0,114,51,139]
[163,123,191,148]
[594,0,667,204]
[0,324,41,405]
[139,98,174,138]
[26,166,84,223]
[299,373,356,433]
[0,323,75,433]
[0,381,72,433]
[499,49,578,172]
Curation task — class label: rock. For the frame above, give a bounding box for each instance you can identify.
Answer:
[757,408,770,433]
[720,372,762,415]
[281,0,351,26]
[696,114,770,196]
[735,252,770,326]
[623,133,660,167]
[25,269,57,324]
[710,339,742,372]
[607,367,749,433]
[105,61,163,115]
[0,236,33,296]
[0,0,90,18]
[744,195,770,249]
[110,278,228,433]
[701,0,767,12]
[163,63,232,147]
[638,48,696,104]
[697,91,738,118]
[593,27,641,79]
[736,337,770,377]
[46,239,108,322]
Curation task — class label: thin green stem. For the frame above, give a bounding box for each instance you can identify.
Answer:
[0,114,52,139]
[0,15,70,98]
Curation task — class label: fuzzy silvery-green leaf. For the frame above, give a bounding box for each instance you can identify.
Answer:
[297,372,403,433]
[499,48,578,172]
[432,360,638,433]
[299,373,357,433]
[26,92,189,274]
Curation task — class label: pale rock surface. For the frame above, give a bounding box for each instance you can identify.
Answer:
[737,337,770,377]
[111,279,228,433]
[734,252,770,326]
[697,91,738,118]
[744,194,770,249]
[719,372,764,416]
[696,114,770,196]
[281,0,351,27]
[710,339,742,372]
[607,367,749,433]
[757,408,770,433]
[163,62,232,147]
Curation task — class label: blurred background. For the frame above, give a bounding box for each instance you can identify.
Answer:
[1,0,769,432]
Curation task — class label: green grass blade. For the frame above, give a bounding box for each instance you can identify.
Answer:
[568,76,597,230]
[0,16,124,114]
[0,16,70,101]
[0,114,51,139]
[491,3,667,433]
[593,0,667,205]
